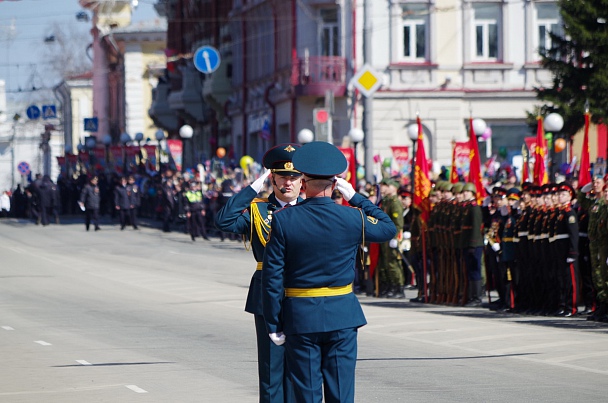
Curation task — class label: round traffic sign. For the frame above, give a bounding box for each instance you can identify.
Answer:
[193,46,221,74]
[17,161,31,175]
[26,105,41,120]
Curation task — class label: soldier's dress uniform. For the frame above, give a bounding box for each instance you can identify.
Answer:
[499,189,520,310]
[377,179,405,298]
[262,142,396,403]
[215,144,302,403]
[588,194,608,320]
[461,183,484,306]
[576,189,596,313]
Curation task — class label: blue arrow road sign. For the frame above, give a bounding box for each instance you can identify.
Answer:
[26,105,41,120]
[193,46,221,74]
[42,105,57,119]
[84,117,99,132]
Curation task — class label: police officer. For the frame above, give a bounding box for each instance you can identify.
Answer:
[377,178,405,298]
[185,181,209,241]
[215,143,303,403]
[262,141,396,402]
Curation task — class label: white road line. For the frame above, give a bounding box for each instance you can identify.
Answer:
[125,385,148,393]
[34,340,52,346]
[2,326,14,330]
[76,360,92,366]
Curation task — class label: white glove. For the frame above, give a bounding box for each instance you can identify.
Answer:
[581,183,592,193]
[403,231,412,240]
[491,243,501,252]
[269,332,286,346]
[389,239,398,248]
[251,169,271,193]
[567,258,575,263]
[335,178,356,201]
[78,202,85,212]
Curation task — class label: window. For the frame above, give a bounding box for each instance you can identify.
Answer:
[320,8,340,56]
[536,3,561,58]
[401,4,428,61]
[473,3,500,60]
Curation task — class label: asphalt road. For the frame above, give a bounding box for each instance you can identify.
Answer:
[1,216,607,402]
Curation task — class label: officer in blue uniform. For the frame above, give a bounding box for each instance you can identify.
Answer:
[215,143,302,403]
[262,142,396,403]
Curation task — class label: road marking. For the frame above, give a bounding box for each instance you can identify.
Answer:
[76,360,92,366]
[34,340,52,346]
[125,385,148,393]
[2,326,14,330]
[7,246,25,254]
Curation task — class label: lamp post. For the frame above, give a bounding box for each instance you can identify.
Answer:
[85,137,97,172]
[543,112,564,178]
[407,123,419,191]
[179,124,194,173]
[297,128,314,144]
[120,132,131,174]
[155,129,165,172]
[348,128,364,183]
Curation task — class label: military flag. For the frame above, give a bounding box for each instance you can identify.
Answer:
[579,112,592,187]
[449,141,459,183]
[414,116,431,222]
[533,116,548,185]
[468,118,485,204]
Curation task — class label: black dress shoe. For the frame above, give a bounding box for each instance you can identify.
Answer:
[563,311,577,317]
[554,310,566,317]
[579,308,593,315]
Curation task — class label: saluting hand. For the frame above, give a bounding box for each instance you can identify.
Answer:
[336,178,356,201]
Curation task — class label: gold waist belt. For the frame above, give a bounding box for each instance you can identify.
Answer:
[285,283,353,298]
[256,262,263,271]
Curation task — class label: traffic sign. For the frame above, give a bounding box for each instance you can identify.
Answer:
[193,46,221,74]
[42,105,57,119]
[84,117,99,132]
[350,64,383,97]
[26,105,41,120]
[17,161,31,176]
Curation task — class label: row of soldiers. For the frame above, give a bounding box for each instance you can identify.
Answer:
[415,177,608,321]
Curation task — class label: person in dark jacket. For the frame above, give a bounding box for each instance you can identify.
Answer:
[79,176,101,231]
[114,176,133,230]
[127,175,140,229]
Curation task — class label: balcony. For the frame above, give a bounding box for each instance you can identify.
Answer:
[291,56,347,97]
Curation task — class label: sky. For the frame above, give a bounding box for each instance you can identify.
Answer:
[0,0,159,111]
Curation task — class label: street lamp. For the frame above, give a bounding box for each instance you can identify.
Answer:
[407,123,419,191]
[179,124,194,172]
[120,132,131,174]
[544,112,564,177]
[102,134,112,170]
[348,128,364,182]
[297,128,314,144]
[155,129,165,172]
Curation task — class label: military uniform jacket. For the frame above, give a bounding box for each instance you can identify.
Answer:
[552,206,579,260]
[381,195,404,238]
[461,201,484,248]
[500,209,519,262]
[215,186,302,315]
[262,193,396,335]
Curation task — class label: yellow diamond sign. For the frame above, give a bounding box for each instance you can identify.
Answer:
[350,64,382,97]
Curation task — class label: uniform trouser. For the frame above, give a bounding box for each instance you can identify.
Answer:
[254,315,291,403]
[129,208,138,228]
[118,209,128,228]
[578,238,595,308]
[162,207,172,232]
[40,206,49,225]
[84,208,99,230]
[557,257,579,314]
[285,328,358,403]
[378,244,404,287]
[516,241,530,309]
[188,210,208,238]
[500,261,517,309]
[590,240,608,303]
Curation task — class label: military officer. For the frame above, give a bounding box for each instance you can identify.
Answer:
[461,183,484,306]
[587,176,608,321]
[262,141,396,403]
[215,144,303,402]
[377,178,405,298]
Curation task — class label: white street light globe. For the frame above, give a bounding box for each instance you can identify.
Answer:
[348,128,364,143]
[64,144,72,153]
[155,129,165,141]
[102,134,112,146]
[179,125,194,139]
[297,128,314,144]
[472,118,487,137]
[544,113,564,133]
[407,123,419,141]
[85,137,96,149]
[120,132,131,144]
[134,132,144,142]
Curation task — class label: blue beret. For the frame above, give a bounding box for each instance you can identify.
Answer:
[292,141,347,178]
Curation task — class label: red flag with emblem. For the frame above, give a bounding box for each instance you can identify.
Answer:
[579,112,592,187]
[468,118,485,204]
[449,141,459,183]
[533,116,548,185]
[414,116,431,222]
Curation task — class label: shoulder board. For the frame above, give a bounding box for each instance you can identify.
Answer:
[252,198,269,203]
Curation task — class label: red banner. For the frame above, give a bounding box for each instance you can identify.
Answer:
[390,145,410,178]
[56,156,66,172]
[338,147,357,188]
[533,117,548,185]
[468,118,485,204]
[579,112,592,187]
[167,139,183,172]
[92,147,107,172]
[125,145,140,174]
[142,145,158,172]
[414,116,431,222]
[450,141,471,182]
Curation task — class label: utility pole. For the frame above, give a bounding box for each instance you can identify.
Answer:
[363,0,374,183]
